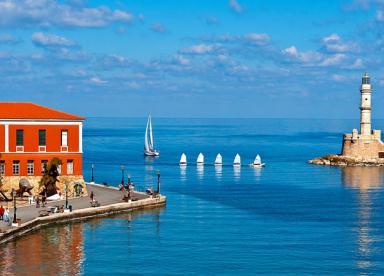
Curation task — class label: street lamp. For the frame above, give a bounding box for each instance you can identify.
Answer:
[121,165,125,185]
[91,163,94,183]
[65,182,69,209]
[156,170,161,195]
[12,189,17,224]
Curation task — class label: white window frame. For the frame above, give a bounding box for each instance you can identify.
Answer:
[57,164,62,175]
[67,160,73,175]
[27,161,34,175]
[12,161,20,175]
[61,130,68,146]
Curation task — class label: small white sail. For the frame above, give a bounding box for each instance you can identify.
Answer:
[149,115,154,150]
[215,153,222,165]
[233,153,241,166]
[196,153,204,164]
[254,154,261,165]
[144,117,150,151]
[180,153,187,164]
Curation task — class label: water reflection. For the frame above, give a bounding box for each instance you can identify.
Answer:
[0,224,84,275]
[341,167,384,272]
[253,167,262,178]
[0,207,165,275]
[215,165,222,180]
[233,165,241,180]
[179,164,187,181]
[197,164,204,179]
[342,167,384,190]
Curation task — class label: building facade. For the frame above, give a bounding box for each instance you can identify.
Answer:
[0,102,85,194]
[341,73,384,160]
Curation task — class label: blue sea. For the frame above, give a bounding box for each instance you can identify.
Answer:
[2,118,384,275]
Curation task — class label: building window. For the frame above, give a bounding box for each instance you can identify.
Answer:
[16,130,24,146]
[0,161,4,175]
[61,130,68,146]
[67,160,74,175]
[27,161,34,175]
[13,161,20,175]
[39,130,46,146]
[57,164,62,175]
[41,160,48,174]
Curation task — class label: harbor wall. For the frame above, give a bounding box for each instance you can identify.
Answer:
[0,196,166,245]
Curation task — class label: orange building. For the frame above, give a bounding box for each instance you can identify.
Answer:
[0,102,85,193]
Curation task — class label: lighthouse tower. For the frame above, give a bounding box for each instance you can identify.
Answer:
[360,72,372,136]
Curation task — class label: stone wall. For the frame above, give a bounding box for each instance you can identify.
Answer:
[341,134,384,160]
[0,175,86,197]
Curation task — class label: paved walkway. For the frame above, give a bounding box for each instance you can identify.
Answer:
[0,184,149,230]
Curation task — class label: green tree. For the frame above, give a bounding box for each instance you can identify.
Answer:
[39,157,62,196]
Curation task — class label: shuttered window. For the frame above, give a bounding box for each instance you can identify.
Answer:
[39,130,46,146]
[16,130,24,146]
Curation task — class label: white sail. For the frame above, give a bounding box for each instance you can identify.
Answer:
[180,153,187,164]
[233,153,241,165]
[215,153,222,165]
[196,153,204,164]
[144,116,150,151]
[254,154,261,165]
[149,115,154,150]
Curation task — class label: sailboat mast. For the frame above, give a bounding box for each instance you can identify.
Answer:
[149,114,154,150]
[144,116,150,151]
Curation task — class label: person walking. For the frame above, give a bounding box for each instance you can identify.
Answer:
[3,207,10,225]
[90,191,94,202]
[0,205,4,221]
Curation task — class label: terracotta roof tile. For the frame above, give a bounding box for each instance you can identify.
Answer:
[0,102,84,120]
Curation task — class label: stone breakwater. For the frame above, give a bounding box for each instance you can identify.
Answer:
[308,154,384,167]
[0,195,166,245]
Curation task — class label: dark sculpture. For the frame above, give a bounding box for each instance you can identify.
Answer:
[16,178,34,197]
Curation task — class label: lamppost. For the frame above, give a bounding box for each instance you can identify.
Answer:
[91,163,94,183]
[156,170,161,195]
[121,165,125,185]
[65,182,69,209]
[12,189,17,224]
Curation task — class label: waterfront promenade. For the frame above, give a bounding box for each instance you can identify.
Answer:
[0,183,166,243]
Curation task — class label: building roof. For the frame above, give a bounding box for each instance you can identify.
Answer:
[0,102,84,121]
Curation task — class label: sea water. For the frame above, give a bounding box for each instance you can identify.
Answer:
[1,118,384,275]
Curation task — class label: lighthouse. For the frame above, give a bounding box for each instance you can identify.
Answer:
[360,72,372,136]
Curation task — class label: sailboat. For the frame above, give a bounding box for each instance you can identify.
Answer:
[233,153,241,166]
[197,153,204,164]
[180,153,187,165]
[250,154,265,168]
[214,153,222,165]
[144,114,160,156]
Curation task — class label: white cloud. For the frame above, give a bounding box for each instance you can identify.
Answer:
[322,33,340,43]
[89,76,107,85]
[243,33,270,45]
[150,23,166,33]
[321,33,357,53]
[319,53,346,66]
[0,0,134,28]
[174,54,190,65]
[32,32,75,47]
[181,44,218,54]
[229,0,243,13]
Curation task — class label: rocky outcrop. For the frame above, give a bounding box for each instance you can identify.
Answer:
[308,154,384,167]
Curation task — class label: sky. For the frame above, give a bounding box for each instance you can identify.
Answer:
[0,0,384,118]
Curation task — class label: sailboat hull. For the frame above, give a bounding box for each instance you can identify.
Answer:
[144,150,160,156]
[249,163,265,168]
